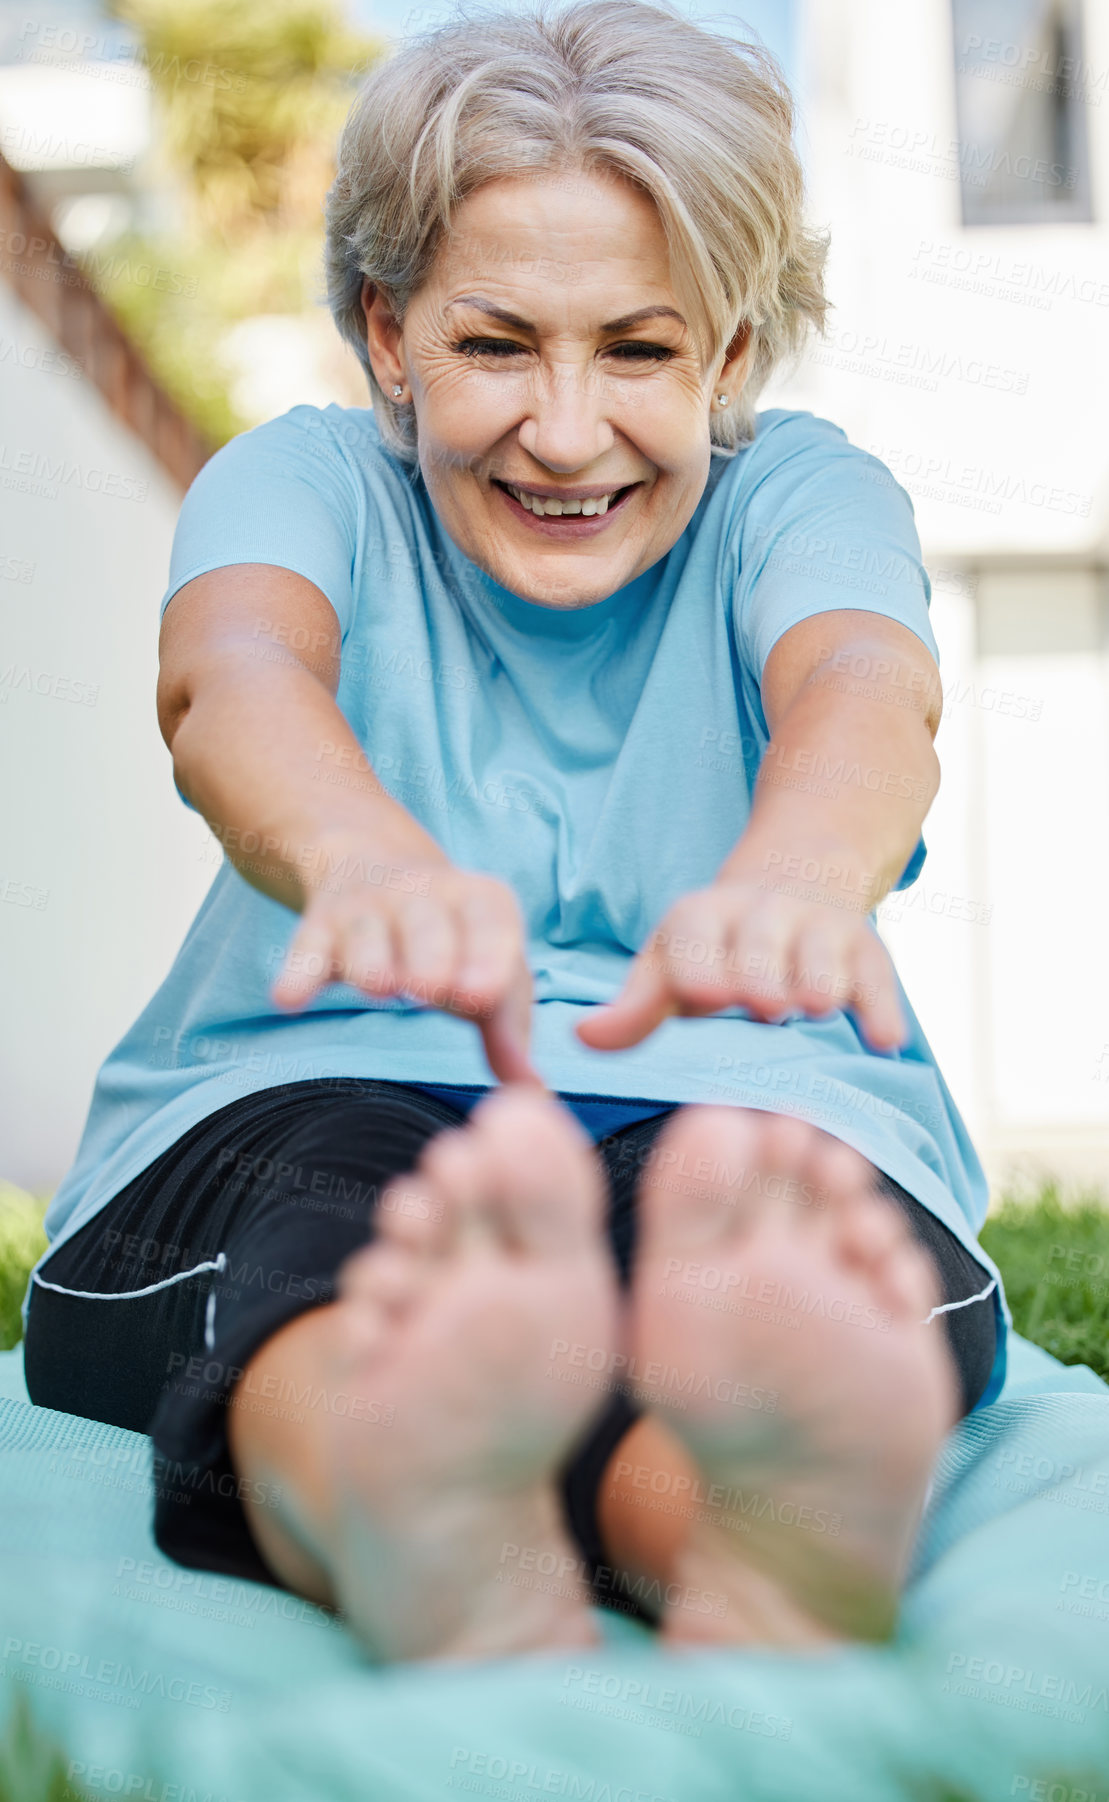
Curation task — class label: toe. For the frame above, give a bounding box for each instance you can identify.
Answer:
[890,1239,945,1323]
[338,1240,426,1317]
[373,1133,460,1258]
[464,1085,607,1255]
[834,1190,913,1277]
[636,1106,770,1258]
[828,1184,944,1324]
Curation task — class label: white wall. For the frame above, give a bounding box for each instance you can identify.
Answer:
[766,0,1109,1192]
[0,280,214,1194]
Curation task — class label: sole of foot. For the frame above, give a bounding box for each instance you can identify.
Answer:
[321,1084,622,1663]
[630,1107,960,1649]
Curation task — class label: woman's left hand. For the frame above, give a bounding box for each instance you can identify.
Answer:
[575,877,907,1055]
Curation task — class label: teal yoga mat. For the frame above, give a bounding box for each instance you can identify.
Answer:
[1,1338,1107,1801]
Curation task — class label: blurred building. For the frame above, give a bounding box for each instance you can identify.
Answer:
[765,0,1109,1190]
[1,0,1106,1200]
[0,150,215,1191]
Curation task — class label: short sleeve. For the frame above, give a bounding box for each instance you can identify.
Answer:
[160,405,361,637]
[731,414,938,894]
[731,413,940,685]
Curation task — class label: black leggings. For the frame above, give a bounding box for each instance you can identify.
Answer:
[24,1078,998,1615]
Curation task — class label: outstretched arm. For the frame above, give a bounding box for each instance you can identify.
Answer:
[159,563,540,1085]
[577,608,942,1055]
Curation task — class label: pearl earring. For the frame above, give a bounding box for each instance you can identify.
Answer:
[392,384,404,397]
[716,393,729,407]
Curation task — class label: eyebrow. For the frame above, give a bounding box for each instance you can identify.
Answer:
[444,296,688,334]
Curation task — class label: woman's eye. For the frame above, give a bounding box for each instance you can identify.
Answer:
[455,338,524,357]
[609,343,673,362]
[453,338,674,363]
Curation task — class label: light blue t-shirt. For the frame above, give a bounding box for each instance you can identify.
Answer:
[36,402,1007,1396]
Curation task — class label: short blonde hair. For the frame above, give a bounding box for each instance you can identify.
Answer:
[325,0,828,462]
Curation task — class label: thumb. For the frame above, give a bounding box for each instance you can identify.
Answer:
[576,955,673,1051]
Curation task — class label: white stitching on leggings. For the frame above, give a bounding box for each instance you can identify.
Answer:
[32,1253,226,1302]
[920,1276,998,1324]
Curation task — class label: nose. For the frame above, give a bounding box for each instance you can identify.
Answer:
[515,365,617,471]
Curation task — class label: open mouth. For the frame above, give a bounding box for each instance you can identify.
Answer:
[492,479,639,529]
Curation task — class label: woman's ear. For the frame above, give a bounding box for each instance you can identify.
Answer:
[360,278,405,390]
[721,318,754,389]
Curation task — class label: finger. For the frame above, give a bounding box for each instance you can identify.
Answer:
[724,909,794,1022]
[575,950,675,1050]
[270,918,335,1010]
[848,930,907,1051]
[785,922,853,1020]
[480,1009,545,1086]
[337,907,398,997]
[478,978,545,1087]
[454,882,522,997]
[393,893,459,996]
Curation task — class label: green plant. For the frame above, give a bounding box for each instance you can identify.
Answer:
[980,1182,1109,1381]
[0,1182,47,1351]
[0,1695,92,1802]
[79,0,386,444]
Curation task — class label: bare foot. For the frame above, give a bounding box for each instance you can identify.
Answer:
[629,1108,959,1648]
[319,1085,621,1663]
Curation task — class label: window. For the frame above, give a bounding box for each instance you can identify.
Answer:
[950,0,1094,224]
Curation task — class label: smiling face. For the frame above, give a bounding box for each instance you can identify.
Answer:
[361,167,752,610]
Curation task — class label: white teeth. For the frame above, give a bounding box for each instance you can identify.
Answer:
[506,483,620,517]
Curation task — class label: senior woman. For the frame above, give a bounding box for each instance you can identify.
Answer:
[24,0,1005,1662]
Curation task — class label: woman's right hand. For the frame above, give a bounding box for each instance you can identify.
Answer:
[269,854,542,1088]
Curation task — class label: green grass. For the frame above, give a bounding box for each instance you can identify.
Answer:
[0,1183,47,1351]
[979,1182,1109,1382]
[1,1177,1107,1379]
[0,1696,92,1802]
